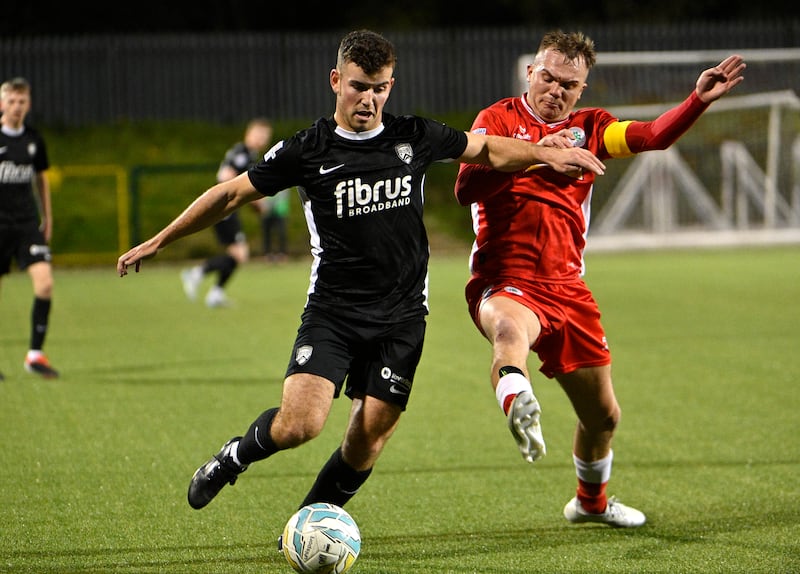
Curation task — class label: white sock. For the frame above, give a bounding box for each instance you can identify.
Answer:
[573,450,613,484]
[495,372,532,413]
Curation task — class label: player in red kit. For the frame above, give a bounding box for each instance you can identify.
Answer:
[454,30,745,527]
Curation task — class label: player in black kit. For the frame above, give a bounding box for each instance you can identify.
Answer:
[117,30,604,516]
[180,117,273,308]
[0,77,59,379]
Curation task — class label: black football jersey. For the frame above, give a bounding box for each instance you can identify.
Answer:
[0,125,49,225]
[247,114,468,324]
[219,141,259,177]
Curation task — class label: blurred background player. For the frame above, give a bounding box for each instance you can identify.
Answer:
[181,117,273,307]
[455,30,745,527]
[258,186,291,262]
[0,77,59,379]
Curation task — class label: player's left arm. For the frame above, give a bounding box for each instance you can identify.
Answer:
[34,171,53,243]
[604,54,746,158]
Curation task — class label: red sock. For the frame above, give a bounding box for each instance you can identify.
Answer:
[577,478,608,514]
[502,393,517,415]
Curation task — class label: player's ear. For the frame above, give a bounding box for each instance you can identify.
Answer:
[330,68,340,93]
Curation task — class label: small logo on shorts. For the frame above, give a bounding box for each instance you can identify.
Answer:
[295,345,313,366]
[382,366,411,395]
[29,244,51,260]
[503,286,523,296]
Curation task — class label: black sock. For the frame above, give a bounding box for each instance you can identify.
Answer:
[204,254,237,287]
[30,297,51,350]
[498,365,525,378]
[236,408,280,464]
[300,447,372,508]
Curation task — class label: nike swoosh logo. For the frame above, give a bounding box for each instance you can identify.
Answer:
[389,384,408,395]
[319,163,345,175]
[336,481,360,495]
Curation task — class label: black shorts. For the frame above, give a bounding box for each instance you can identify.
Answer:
[285,309,426,411]
[0,221,51,276]
[213,212,245,246]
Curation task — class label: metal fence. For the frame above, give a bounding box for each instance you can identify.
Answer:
[2,20,799,127]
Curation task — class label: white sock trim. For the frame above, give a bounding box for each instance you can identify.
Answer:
[573,450,613,484]
[495,372,532,412]
[228,440,242,467]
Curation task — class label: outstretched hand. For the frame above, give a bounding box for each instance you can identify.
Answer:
[696,55,746,103]
[117,241,158,277]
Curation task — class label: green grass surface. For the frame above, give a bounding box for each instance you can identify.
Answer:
[1,247,799,573]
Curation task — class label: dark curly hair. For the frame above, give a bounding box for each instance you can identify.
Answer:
[337,29,397,75]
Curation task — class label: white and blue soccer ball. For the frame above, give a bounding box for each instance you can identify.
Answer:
[281,503,361,573]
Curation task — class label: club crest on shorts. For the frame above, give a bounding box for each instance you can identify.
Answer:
[295,345,313,366]
[395,143,413,164]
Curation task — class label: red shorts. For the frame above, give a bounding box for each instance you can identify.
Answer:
[465,276,610,378]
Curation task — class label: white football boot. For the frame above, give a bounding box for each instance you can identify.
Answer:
[180,266,203,301]
[563,496,646,528]
[507,390,546,463]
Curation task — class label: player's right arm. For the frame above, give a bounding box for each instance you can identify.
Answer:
[117,172,261,276]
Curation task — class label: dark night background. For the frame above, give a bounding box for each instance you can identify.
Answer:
[3,0,800,36]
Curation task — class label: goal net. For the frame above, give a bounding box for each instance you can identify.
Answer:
[514,49,800,250]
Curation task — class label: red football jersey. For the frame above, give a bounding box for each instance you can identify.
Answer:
[455,91,708,282]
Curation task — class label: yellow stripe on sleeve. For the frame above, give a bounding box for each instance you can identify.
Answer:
[603,121,634,158]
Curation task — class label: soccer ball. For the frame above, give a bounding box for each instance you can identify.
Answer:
[281,503,361,573]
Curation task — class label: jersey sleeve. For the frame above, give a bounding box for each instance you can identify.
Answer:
[247,138,301,197]
[602,91,710,158]
[454,107,515,206]
[424,118,469,161]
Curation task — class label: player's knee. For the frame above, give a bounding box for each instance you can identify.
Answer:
[488,314,530,349]
[598,404,621,434]
[580,402,620,436]
[30,267,54,297]
[604,407,621,433]
[280,420,325,448]
[34,282,54,299]
[273,409,327,447]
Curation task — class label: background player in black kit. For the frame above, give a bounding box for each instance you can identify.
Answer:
[0,77,59,380]
[117,30,604,517]
[181,117,273,308]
